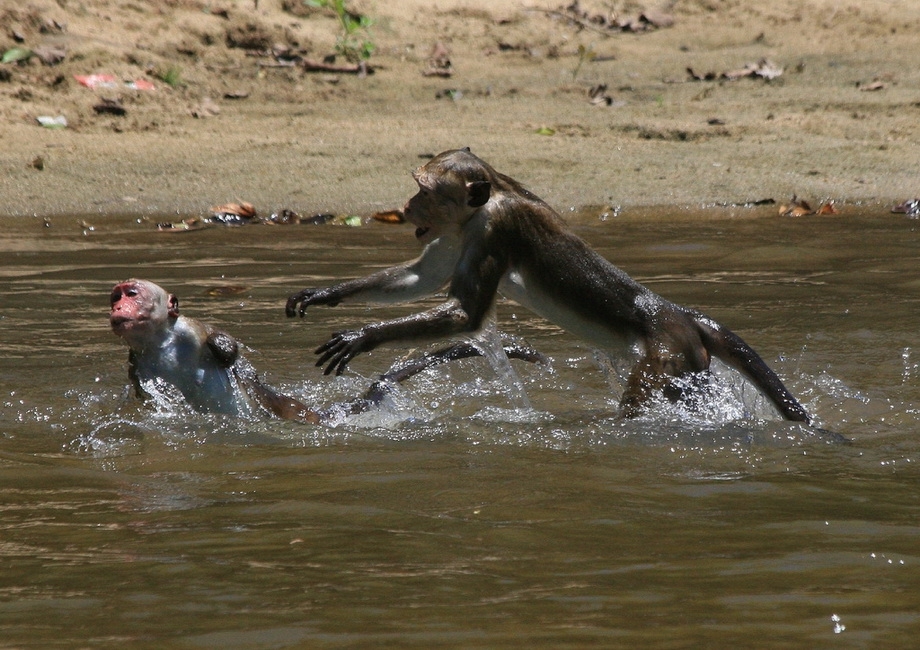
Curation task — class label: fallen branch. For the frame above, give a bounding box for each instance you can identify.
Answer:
[301,58,373,75]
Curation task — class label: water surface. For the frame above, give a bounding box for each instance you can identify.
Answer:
[2,207,919,647]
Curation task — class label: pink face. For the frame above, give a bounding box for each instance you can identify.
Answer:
[110,280,176,342]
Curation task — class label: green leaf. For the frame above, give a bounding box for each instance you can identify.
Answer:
[535,126,556,136]
[2,48,33,64]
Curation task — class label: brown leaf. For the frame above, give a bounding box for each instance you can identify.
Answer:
[372,210,405,224]
[815,201,839,215]
[211,201,257,218]
[779,196,839,217]
[209,201,257,225]
[779,195,812,217]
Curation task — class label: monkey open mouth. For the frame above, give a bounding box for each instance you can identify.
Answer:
[415,227,430,239]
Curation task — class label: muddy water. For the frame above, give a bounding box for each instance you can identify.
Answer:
[2,207,920,647]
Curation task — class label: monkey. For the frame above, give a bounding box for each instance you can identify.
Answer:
[111,279,545,424]
[285,148,812,423]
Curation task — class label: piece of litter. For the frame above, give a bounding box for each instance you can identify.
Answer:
[36,115,67,129]
[75,74,117,89]
[75,74,155,90]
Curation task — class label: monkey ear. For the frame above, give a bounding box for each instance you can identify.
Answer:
[167,294,180,318]
[466,180,491,208]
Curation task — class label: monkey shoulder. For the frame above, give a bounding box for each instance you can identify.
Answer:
[204,329,240,367]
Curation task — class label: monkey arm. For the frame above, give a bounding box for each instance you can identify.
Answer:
[286,236,461,317]
[127,350,150,400]
[314,298,475,375]
[312,230,508,375]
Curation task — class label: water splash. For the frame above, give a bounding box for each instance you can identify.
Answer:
[466,320,533,412]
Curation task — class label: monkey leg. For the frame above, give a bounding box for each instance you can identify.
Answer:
[618,352,691,418]
[322,339,548,420]
[378,339,548,385]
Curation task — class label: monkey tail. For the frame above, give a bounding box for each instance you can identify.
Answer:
[694,315,811,424]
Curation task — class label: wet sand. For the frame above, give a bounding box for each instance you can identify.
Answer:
[2,0,918,219]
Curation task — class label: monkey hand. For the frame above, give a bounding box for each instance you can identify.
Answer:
[285,288,341,318]
[314,327,379,375]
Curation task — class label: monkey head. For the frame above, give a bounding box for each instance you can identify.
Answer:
[404,148,492,244]
[110,279,179,348]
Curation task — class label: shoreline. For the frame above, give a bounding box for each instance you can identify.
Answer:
[2,0,918,219]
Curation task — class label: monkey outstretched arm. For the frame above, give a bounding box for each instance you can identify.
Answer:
[313,235,508,375]
[286,236,461,317]
[314,298,476,375]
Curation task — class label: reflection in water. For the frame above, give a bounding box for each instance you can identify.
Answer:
[2,208,920,647]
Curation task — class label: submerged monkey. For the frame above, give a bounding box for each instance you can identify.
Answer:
[285,148,813,423]
[111,279,544,424]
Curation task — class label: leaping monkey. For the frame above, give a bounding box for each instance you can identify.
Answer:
[286,148,811,423]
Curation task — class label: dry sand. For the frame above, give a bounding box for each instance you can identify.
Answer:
[1,0,919,220]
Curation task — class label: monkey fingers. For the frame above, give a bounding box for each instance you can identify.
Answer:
[286,288,343,318]
[315,330,369,375]
[285,289,313,318]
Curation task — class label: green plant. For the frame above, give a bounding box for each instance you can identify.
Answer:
[157,64,184,88]
[572,43,595,82]
[307,0,375,62]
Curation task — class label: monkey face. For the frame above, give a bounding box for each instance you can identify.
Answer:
[110,279,175,345]
[404,152,492,245]
[403,180,463,244]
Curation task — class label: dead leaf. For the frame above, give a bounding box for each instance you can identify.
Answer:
[779,195,812,217]
[372,210,405,224]
[815,201,839,215]
[779,195,839,217]
[209,201,257,224]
